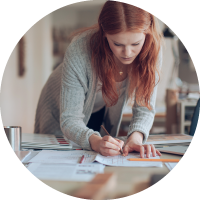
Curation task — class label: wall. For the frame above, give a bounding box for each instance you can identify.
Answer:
[178,40,199,88]
[1,0,198,133]
[0,15,53,133]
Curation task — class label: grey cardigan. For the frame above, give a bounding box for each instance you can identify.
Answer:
[34,31,162,150]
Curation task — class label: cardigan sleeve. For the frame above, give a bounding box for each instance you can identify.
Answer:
[60,34,101,150]
[127,48,163,144]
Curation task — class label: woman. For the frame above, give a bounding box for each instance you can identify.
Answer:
[34,1,162,158]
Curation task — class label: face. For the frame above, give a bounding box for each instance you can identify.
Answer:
[106,31,145,66]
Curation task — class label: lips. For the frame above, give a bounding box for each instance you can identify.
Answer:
[121,57,133,60]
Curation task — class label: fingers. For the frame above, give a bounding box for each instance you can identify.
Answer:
[99,136,122,156]
[103,136,122,149]
[123,144,129,157]
[103,136,122,151]
[146,144,162,157]
[140,146,145,158]
[100,140,121,151]
[156,149,162,156]
[100,147,121,157]
[150,144,156,157]
[146,145,151,158]
[115,139,124,149]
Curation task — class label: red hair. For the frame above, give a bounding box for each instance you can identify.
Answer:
[71,1,163,110]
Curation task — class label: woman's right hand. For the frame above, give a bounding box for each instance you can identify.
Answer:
[89,134,124,156]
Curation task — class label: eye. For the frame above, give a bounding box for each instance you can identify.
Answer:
[132,43,139,46]
[114,43,121,46]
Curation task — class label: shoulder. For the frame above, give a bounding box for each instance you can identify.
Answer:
[70,29,96,49]
[63,29,97,65]
[63,30,97,82]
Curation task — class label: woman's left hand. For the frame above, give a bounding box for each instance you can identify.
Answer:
[123,132,162,158]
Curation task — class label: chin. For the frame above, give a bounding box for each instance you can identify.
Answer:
[120,59,134,65]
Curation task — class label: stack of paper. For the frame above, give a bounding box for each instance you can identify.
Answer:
[28,150,162,167]
[27,163,105,182]
[22,133,72,150]
[26,150,163,181]
[28,150,97,164]
[27,150,104,182]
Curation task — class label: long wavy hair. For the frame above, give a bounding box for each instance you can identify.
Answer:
[71,1,163,110]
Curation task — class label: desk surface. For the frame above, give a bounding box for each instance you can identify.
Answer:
[40,153,181,199]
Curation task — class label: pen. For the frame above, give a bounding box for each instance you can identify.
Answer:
[80,155,85,164]
[101,125,124,156]
[127,158,180,162]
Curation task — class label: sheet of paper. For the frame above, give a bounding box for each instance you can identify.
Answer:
[165,162,178,171]
[28,150,97,164]
[27,163,105,182]
[95,153,163,167]
[29,150,162,167]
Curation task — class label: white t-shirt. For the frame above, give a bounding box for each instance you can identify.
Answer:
[92,79,127,113]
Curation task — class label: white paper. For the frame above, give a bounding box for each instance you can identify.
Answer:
[29,150,162,167]
[95,153,163,167]
[27,163,105,181]
[28,150,97,164]
[165,162,178,171]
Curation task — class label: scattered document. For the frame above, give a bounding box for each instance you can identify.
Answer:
[27,163,105,182]
[95,153,163,167]
[28,150,162,167]
[28,150,97,164]
[165,162,178,171]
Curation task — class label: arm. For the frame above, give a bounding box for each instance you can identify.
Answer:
[60,35,124,154]
[60,37,101,150]
[123,48,163,157]
[122,85,160,158]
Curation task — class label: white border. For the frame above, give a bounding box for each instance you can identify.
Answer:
[0,1,199,200]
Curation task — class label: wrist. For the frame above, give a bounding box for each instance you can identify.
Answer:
[128,131,144,144]
[89,134,102,152]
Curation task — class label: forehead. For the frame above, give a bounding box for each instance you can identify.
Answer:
[106,31,145,44]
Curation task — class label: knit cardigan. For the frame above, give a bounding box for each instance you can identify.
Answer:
[34,31,162,150]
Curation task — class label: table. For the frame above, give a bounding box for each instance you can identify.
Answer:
[37,153,181,199]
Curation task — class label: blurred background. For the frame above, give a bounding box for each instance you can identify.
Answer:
[1,0,199,135]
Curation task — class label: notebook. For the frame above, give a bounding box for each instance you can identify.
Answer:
[156,145,189,155]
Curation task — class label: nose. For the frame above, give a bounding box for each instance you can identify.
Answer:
[123,46,132,57]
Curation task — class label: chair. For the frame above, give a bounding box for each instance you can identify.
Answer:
[189,98,200,136]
